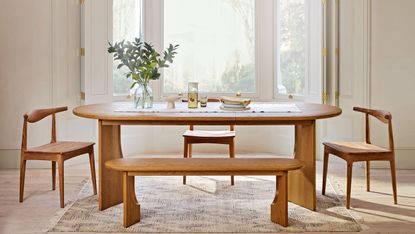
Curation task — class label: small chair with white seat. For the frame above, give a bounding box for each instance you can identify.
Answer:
[182,99,235,185]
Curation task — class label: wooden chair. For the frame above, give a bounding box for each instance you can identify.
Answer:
[182,99,236,185]
[19,106,97,208]
[322,107,397,209]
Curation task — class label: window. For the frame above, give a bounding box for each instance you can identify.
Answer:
[276,0,306,96]
[106,0,321,101]
[163,0,256,94]
[112,0,143,95]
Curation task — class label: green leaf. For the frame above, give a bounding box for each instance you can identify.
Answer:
[130,81,137,89]
[108,37,179,83]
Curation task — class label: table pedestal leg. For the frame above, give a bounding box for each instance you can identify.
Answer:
[288,121,316,211]
[99,121,123,210]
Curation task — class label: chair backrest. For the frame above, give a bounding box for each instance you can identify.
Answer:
[21,107,68,151]
[189,98,234,131]
[353,107,394,151]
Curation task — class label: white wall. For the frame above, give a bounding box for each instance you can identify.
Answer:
[324,0,415,169]
[369,0,415,169]
[0,0,95,168]
[1,0,414,169]
[321,0,369,165]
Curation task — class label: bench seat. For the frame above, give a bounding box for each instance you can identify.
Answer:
[105,158,303,228]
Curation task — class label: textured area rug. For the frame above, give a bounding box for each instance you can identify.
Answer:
[48,176,363,233]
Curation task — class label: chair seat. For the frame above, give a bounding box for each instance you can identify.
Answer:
[25,141,94,155]
[323,142,390,155]
[183,130,235,138]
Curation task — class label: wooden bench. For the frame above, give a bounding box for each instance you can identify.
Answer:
[105,158,303,228]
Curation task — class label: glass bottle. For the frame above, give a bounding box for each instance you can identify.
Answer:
[188,82,198,108]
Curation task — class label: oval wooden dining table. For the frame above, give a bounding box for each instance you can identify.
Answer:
[73,102,341,211]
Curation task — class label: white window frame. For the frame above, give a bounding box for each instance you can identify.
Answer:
[81,0,322,104]
[146,0,262,100]
[274,0,309,102]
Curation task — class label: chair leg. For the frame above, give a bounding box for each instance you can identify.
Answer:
[52,161,56,190]
[346,162,353,209]
[322,150,329,195]
[183,139,189,185]
[58,158,65,208]
[390,159,398,204]
[366,161,370,192]
[229,140,235,186]
[188,144,193,158]
[19,159,27,203]
[89,150,97,195]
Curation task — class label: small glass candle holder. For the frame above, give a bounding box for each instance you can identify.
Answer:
[188,82,198,109]
[200,95,208,108]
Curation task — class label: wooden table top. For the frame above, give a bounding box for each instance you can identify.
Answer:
[73,102,342,124]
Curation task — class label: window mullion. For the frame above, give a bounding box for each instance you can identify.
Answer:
[256,0,275,101]
[143,0,163,101]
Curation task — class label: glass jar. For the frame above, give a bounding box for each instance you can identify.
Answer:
[200,95,208,108]
[134,82,153,109]
[188,82,198,108]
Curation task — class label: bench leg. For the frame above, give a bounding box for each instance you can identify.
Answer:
[123,173,140,228]
[271,172,288,227]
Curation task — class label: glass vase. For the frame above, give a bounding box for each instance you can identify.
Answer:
[133,83,153,109]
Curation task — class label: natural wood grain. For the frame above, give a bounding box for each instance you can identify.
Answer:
[106,158,303,173]
[183,127,236,185]
[26,106,67,123]
[58,158,64,208]
[353,107,391,123]
[271,173,288,227]
[322,151,329,195]
[52,161,56,190]
[322,107,397,209]
[182,130,235,138]
[182,138,189,185]
[98,121,123,210]
[123,172,140,228]
[26,142,94,155]
[2,159,415,234]
[73,102,342,211]
[182,96,236,186]
[89,151,97,195]
[107,157,302,228]
[366,161,370,191]
[73,102,341,122]
[229,139,235,185]
[322,142,389,155]
[288,121,316,210]
[19,107,97,208]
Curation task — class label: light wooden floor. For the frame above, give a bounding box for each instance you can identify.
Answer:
[0,155,414,234]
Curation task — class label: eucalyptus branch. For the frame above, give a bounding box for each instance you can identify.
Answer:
[108,38,179,87]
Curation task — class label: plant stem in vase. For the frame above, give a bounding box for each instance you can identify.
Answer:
[108,38,179,109]
[134,83,153,109]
